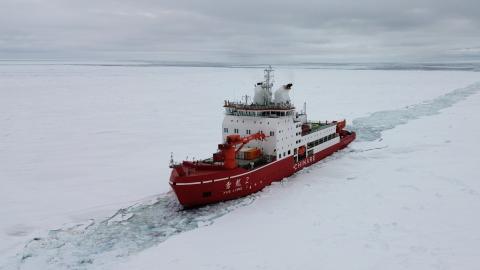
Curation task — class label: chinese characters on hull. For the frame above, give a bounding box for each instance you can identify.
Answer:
[223,176,250,195]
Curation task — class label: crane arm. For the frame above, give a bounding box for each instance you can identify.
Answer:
[224,132,267,153]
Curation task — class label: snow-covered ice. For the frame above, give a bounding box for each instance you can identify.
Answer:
[1,62,480,269]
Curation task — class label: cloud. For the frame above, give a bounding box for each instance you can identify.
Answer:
[1,0,479,62]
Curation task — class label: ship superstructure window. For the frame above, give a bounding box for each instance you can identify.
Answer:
[270,131,275,136]
[234,128,239,133]
[224,128,228,133]
[246,129,251,134]
[307,133,337,149]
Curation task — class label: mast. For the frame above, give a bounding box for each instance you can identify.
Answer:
[262,65,274,105]
[243,94,250,105]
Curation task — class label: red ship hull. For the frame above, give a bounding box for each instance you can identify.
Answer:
[170,131,356,207]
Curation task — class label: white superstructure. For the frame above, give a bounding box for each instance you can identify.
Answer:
[222,66,340,163]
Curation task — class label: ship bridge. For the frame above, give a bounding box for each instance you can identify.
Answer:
[224,100,296,118]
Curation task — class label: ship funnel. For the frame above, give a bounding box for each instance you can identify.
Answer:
[253,82,272,105]
[273,83,292,104]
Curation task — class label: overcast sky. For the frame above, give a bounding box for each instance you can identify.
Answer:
[1,0,480,63]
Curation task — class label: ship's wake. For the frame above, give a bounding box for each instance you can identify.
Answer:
[8,193,257,270]
[352,82,480,142]
[4,82,480,270]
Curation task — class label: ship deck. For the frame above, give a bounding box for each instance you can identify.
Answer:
[173,155,275,179]
[224,101,295,111]
[302,121,336,136]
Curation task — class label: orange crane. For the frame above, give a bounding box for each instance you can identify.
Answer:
[213,132,267,169]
